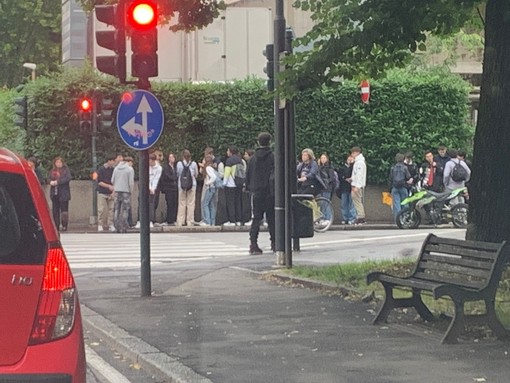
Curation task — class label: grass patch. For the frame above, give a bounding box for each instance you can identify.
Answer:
[284,261,510,328]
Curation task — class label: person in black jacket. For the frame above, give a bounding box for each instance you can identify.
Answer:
[246,132,275,255]
[335,154,357,224]
[158,152,178,225]
[48,156,72,231]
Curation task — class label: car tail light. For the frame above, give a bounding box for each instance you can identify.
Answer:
[29,246,77,345]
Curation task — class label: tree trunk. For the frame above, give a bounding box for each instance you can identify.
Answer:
[467,0,510,242]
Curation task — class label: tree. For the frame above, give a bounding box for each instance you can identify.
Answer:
[289,0,509,243]
[0,0,61,88]
[78,0,225,32]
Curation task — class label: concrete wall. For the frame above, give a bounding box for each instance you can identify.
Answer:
[45,181,393,225]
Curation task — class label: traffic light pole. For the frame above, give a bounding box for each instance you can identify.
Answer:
[91,92,99,225]
[273,0,287,266]
[138,80,151,298]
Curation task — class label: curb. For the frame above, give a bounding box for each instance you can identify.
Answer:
[81,305,213,383]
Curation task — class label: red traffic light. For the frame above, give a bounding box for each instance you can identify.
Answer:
[80,99,92,112]
[127,1,157,30]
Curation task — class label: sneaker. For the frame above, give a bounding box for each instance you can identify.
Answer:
[150,222,154,228]
[244,220,253,227]
[223,222,236,227]
[135,221,141,229]
[109,225,116,232]
[262,222,268,228]
[193,221,203,226]
[236,222,242,226]
[322,220,330,227]
[249,243,263,255]
[341,220,347,225]
[97,226,104,232]
[199,222,209,226]
[354,218,366,225]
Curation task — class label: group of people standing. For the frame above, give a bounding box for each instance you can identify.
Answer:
[296,146,367,225]
[388,145,472,221]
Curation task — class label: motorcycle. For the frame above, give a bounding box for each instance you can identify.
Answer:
[396,186,468,229]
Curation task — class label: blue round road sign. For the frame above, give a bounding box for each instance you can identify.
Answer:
[117,90,164,150]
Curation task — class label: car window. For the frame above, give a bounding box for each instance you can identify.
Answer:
[0,172,46,264]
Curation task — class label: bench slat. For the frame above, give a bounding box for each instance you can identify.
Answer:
[375,274,439,291]
[414,271,484,290]
[428,236,502,251]
[421,253,493,270]
[418,260,491,280]
[425,243,498,261]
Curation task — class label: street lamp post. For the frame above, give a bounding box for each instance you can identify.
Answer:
[23,63,37,81]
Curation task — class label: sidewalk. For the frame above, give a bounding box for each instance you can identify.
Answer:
[67,221,397,234]
[79,263,510,383]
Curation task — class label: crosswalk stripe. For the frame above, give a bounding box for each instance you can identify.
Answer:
[60,233,248,269]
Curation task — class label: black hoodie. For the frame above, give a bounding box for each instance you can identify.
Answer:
[246,146,274,194]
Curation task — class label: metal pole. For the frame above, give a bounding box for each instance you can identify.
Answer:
[138,79,152,297]
[273,0,286,265]
[91,93,98,225]
[284,27,293,268]
[139,149,151,296]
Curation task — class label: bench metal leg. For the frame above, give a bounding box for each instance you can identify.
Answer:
[485,300,510,340]
[412,289,435,322]
[373,283,395,324]
[442,300,464,344]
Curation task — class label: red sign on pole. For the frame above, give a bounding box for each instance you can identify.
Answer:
[360,80,370,104]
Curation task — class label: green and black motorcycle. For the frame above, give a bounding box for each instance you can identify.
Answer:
[396,187,468,229]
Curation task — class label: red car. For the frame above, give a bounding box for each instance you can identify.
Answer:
[0,148,86,382]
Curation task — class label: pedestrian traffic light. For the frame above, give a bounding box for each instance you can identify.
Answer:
[79,98,92,131]
[14,96,28,130]
[95,2,126,83]
[263,44,274,91]
[99,96,115,130]
[126,0,158,79]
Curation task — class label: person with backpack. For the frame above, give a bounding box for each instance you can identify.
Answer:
[176,149,199,226]
[200,154,221,226]
[389,153,412,222]
[443,149,471,205]
[317,153,336,224]
[222,146,245,226]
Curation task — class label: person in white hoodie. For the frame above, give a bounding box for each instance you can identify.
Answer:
[350,146,367,225]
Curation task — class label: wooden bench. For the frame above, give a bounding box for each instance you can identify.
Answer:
[366,234,510,343]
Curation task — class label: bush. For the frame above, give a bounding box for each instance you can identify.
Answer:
[1,66,472,182]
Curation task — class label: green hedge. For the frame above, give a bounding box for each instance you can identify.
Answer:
[1,66,472,183]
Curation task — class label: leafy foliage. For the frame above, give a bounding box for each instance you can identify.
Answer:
[78,0,225,32]
[0,0,61,88]
[0,67,471,182]
[285,0,481,92]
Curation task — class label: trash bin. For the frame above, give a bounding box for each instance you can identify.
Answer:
[291,194,314,238]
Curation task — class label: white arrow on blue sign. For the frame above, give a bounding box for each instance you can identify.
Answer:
[116,90,164,151]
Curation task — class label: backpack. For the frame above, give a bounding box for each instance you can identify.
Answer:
[213,169,224,189]
[451,160,468,182]
[180,162,193,191]
[234,161,246,188]
[391,164,407,188]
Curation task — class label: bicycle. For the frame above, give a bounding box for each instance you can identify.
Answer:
[298,195,334,232]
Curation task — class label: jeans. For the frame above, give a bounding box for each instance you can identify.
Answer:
[250,192,275,244]
[114,192,131,232]
[201,186,217,225]
[320,191,332,221]
[340,192,357,223]
[391,187,409,221]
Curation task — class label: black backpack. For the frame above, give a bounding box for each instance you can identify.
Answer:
[451,160,468,182]
[180,163,193,191]
[391,164,407,188]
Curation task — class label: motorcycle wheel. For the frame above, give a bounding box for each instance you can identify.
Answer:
[396,207,421,229]
[451,203,469,228]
